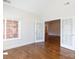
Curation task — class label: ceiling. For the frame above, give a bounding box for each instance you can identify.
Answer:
[3,0,74,18]
[3,0,55,15]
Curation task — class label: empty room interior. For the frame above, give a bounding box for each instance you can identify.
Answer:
[3,0,75,59]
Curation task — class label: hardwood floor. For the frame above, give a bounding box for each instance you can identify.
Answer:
[3,36,75,59]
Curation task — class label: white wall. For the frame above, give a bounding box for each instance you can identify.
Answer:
[61,17,75,50]
[35,18,44,42]
[3,4,39,50]
[34,15,44,42]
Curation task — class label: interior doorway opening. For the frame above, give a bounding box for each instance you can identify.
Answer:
[45,19,60,45]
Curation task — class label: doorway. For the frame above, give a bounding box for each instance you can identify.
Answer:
[45,19,60,44]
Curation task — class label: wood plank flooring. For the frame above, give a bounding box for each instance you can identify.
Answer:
[3,36,75,59]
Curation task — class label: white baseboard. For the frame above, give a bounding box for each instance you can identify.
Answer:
[4,39,45,51]
[3,41,35,51]
[61,44,75,50]
[35,39,44,42]
[3,52,8,55]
